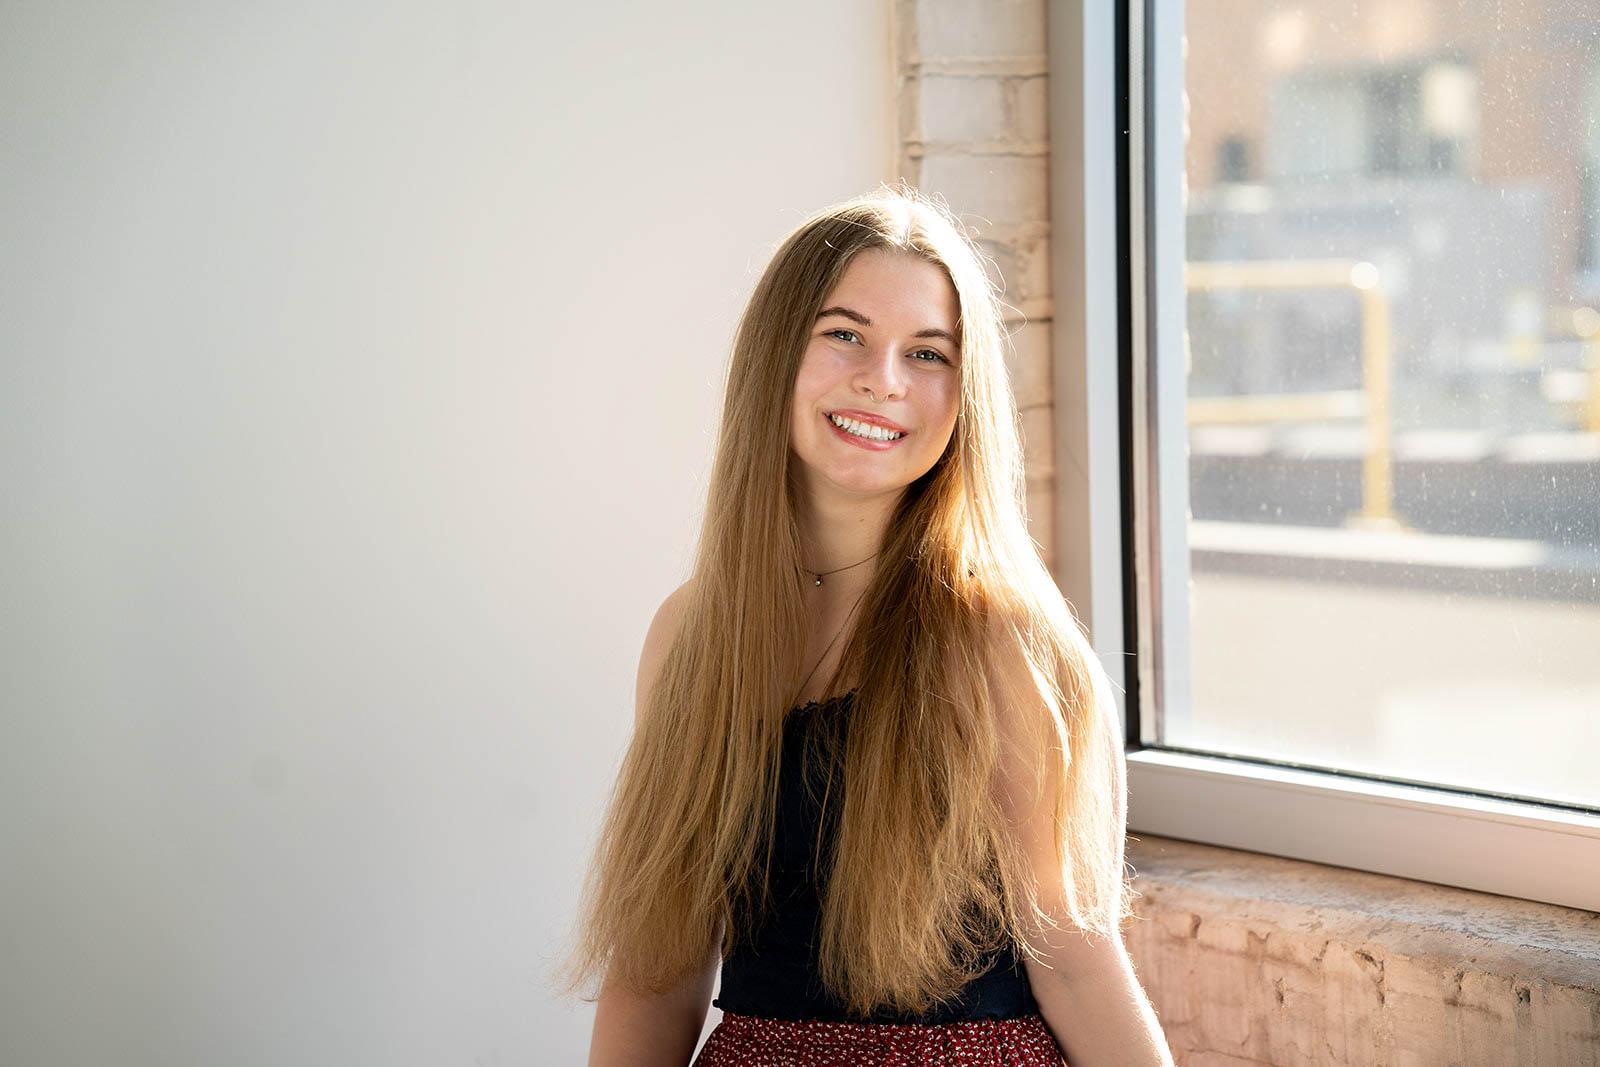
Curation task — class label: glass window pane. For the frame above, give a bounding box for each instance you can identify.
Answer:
[1177,1,1600,810]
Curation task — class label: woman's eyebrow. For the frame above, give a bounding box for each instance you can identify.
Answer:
[817,306,958,346]
[818,305,871,326]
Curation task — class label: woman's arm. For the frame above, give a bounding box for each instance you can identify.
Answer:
[588,581,720,1067]
[1021,925,1172,1067]
[587,927,721,1067]
[988,618,1175,1067]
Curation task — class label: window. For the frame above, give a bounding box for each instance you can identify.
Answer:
[1268,59,1477,180]
[1579,57,1600,282]
[1049,1,1600,912]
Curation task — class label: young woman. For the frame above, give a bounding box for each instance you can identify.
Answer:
[562,188,1174,1066]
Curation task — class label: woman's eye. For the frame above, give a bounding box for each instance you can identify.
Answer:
[826,328,860,344]
[911,348,950,364]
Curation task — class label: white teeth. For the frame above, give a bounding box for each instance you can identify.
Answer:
[829,414,904,441]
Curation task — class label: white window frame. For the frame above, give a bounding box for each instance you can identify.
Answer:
[1047,0,1600,913]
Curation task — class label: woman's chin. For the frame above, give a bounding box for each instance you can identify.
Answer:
[812,474,915,504]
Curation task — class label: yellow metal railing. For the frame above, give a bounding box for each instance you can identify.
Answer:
[1573,306,1600,434]
[1186,259,1397,525]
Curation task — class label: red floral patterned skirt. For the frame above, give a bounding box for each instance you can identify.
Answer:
[691,1011,1066,1066]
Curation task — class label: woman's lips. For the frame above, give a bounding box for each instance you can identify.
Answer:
[823,411,903,451]
[827,408,907,433]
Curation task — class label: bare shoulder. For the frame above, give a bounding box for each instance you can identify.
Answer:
[634,578,696,724]
[983,600,1117,724]
[980,606,1054,801]
[979,604,1057,746]
[982,601,1124,818]
[979,605,1033,704]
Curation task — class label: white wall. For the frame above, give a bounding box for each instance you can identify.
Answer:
[0,3,892,1063]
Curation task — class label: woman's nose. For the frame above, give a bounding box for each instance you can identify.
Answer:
[854,346,906,402]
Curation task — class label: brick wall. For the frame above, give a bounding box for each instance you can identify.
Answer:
[893,0,1058,573]
[1127,837,1600,1066]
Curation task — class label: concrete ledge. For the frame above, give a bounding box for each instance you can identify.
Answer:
[1190,520,1600,603]
[1124,836,1600,1065]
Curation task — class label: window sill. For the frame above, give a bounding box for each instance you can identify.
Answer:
[1126,749,1600,913]
[1124,834,1600,1062]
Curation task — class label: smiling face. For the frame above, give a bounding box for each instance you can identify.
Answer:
[788,248,962,511]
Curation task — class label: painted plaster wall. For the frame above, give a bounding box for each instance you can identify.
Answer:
[0,3,892,1064]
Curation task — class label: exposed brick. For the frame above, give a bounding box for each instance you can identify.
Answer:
[1004,319,1052,408]
[919,75,1007,144]
[1011,225,1052,301]
[914,0,1046,62]
[1192,915,1270,957]
[1126,836,1600,1066]
[917,152,1048,227]
[1316,941,1389,1059]
[897,0,1055,576]
[1012,75,1049,143]
[921,56,1049,77]
[972,227,1049,306]
[1187,1054,1281,1067]
[915,139,1049,157]
[1019,404,1054,481]
[1024,479,1053,568]
[891,0,920,71]
[1003,297,1052,325]
[974,238,1017,301]
[897,77,922,146]
[1152,907,1201,941]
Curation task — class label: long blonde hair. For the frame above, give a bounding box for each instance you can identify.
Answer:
[558,186,1130,1018]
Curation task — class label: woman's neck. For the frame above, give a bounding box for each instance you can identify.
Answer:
[794,489,900,582]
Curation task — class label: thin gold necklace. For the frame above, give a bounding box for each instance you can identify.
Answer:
[800,550,879,587]
[794,582,871,703]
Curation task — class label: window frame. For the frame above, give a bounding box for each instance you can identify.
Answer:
[1047,0,1600,913]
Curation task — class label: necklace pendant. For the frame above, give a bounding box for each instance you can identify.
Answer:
[814,575,823,586]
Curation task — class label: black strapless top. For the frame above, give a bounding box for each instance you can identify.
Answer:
[712,691,1039,1024]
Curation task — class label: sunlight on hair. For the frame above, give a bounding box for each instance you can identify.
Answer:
[555,185,1130,1020]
